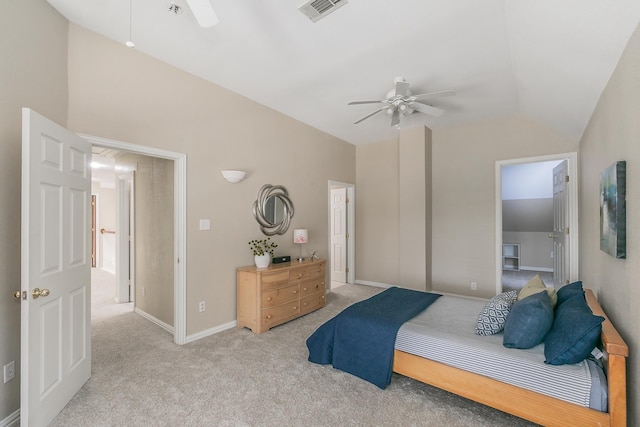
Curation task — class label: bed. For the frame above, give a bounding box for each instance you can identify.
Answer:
[307,286,628,427]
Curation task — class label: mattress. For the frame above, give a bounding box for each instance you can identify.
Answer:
[395,294,607,411]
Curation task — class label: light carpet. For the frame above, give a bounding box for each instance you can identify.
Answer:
[51,269,536,426]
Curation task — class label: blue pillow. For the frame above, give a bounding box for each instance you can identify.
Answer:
[556,281,584,306]
[544,293,604,365]
[503,291,554,349]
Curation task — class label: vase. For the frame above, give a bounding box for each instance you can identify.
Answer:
[254,254,271,268]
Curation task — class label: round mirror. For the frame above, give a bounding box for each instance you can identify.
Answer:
[252,184,294,235]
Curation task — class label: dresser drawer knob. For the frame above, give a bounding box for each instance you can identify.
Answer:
[321,295,325,300]
[267,297,272,301]
[303,287,307,291]
[266,315,272,320]
[293,290,297,294]
[293,306,297,310]
[297,274,302,279]
[303,302,308,306]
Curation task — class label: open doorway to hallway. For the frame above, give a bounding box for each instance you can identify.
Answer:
[90,146,175,335]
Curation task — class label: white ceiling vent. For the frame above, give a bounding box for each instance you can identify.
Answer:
[299,0,348,23]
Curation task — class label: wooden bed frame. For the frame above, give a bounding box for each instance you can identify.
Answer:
[392,289,629,427]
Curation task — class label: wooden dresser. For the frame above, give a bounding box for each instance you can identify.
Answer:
[237,259,326,333]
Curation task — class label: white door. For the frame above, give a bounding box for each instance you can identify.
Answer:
[551,160,570,286]
[117,172,134,303]
[21,108,92,427]
[330,187,347,283]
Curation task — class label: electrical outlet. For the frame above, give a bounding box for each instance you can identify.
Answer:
[199,301,206,312]
[4,361,15,384]
[470,281,477,291]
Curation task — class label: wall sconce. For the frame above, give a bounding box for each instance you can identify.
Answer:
[293,229,308,262]
[220,170,246,183]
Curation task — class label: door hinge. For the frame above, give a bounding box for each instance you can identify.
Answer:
[346,267,349,273]
[566,227,570,234]
[346,197,350,203]
[346,232,349,239]
[565,175,569,182]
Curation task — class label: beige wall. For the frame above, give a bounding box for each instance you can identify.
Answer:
[502,231,553,270]
[0,0,68,419]
[431,114,577,298]
[65,24,356,335]
[579,22,640,424]
[355,126,432,291]
[118,153,175,326]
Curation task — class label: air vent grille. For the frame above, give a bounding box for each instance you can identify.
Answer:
[299,0,348,23]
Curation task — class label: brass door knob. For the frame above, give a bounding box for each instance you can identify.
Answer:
[13,291,22,300]
[32,288,51,299]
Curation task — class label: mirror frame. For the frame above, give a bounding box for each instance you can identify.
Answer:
[252,184,294,235]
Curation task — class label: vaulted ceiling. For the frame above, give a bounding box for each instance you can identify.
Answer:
[47,0,640,145]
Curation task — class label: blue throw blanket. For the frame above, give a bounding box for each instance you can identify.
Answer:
[306,287,441,389]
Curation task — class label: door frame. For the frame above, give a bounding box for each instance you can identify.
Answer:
[494,152,578,295]
[92,193,99,268]
[80,133,188,345]
[327,180,355,286]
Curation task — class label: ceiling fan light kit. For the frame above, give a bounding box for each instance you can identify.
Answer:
[348,76,455,127]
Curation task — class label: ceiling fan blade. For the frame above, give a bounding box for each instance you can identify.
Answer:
[390,109,400,127]
[353,106,389,124]
[395,81,410,97]
[347,100,385,105]
[413,90,456,100]
[186,0,219,27]
[412,102,445,117]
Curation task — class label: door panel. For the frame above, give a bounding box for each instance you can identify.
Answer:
[330,187,347,283]
[552,160,569,286]
[21,108,91,427]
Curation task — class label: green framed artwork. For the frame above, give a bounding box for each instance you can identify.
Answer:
[600,161,626,259]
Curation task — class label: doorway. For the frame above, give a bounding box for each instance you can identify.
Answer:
[82,133,187,345]
[328,181,355,289]
[495,153,579,295]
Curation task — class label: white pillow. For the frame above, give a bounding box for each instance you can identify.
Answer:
[475,290,519,336]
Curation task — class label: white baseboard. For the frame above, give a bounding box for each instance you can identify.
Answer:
[519,266,553,272]
[134,308,174,334]
[185,320,237,343]
[0,409,20,427]
[354,280,393,289]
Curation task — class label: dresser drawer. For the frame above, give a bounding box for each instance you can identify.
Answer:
[289,262,325,284]
[261,270,290,291]
[262,284,299,308]
[300,280,325,297]
[262,300,300,328]
[300,293,326,315]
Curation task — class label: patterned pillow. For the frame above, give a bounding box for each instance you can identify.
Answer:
[475,290,519,336]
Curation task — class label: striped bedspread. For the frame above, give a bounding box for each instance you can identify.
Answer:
[395,294,606,410]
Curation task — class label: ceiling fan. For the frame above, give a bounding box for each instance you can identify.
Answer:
[168,0,219,28]
[348,77,455,127]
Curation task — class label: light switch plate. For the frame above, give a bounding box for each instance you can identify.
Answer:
[199,219,211,230]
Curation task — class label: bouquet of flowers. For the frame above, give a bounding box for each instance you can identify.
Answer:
[248,238,278,256]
